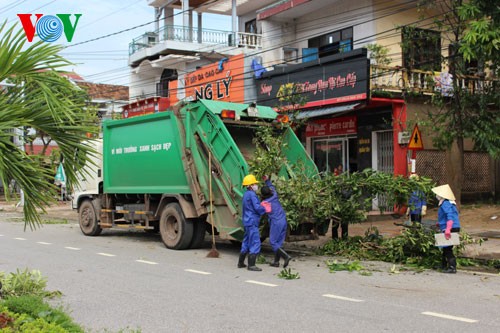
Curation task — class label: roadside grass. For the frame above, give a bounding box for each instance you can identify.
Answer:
[6,217,69,224]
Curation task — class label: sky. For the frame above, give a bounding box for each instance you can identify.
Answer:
[0,0,231,86]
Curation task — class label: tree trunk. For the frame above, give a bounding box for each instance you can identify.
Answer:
[446,138,464,207]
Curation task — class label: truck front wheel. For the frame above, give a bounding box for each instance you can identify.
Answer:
[79,200,102,236]
[160,203,193,250]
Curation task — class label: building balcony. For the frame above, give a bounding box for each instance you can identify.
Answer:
[370,64,496,97]
[129,25,262,65]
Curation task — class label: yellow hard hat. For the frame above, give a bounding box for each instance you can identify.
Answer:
[242,174,258,186]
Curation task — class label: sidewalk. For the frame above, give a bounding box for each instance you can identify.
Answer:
[1,200,499,260]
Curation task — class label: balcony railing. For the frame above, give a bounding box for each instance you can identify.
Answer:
[370,64,497,95]
[129,25,262,55]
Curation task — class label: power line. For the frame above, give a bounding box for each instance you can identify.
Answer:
[79,0,422,86]
[65,0,454,104]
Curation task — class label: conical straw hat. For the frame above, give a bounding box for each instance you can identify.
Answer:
[431,184,456,201]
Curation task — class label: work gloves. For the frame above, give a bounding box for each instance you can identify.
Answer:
[445,220,453,239]
[261,201,271,213]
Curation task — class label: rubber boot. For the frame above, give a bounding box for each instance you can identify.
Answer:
[247,254,262,271]
[443,257,457,274]
[278,248,291,268]
[270,252,280,267]
[238,253,247,268]
[441,255,448,270]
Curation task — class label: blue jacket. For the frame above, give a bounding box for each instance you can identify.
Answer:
[263,180,287,228]
[242,189,266,228]
[408,190,426,214]
[437,200,460,231]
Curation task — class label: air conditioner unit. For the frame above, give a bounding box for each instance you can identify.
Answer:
[398,131,411,144]
[143,32,158,46]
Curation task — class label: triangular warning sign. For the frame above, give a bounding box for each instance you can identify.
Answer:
[408,125,424,150]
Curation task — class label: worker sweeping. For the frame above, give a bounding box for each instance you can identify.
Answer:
[261,176,292,268]
[432,184,461,274]
[238,174,271,271]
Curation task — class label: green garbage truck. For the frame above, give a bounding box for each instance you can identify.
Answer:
[72,99,317,250]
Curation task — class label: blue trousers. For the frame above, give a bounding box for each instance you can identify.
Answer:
[240,225,261,254]
[269,221,287,252]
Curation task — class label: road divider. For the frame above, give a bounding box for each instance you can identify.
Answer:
[136,259,158,265]
[421,311,478,323]
[322,294,364,302]
[245,280,278,287]
[185,269,212,275]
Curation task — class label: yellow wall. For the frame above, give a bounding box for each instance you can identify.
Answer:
[406,101,475,151]
[372,0,453,69]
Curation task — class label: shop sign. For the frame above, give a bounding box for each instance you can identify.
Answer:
[305,115,357,137]
[122,97,170,118]
[358,138,371,153]
[257,53,369,108]
[183,54,245,103]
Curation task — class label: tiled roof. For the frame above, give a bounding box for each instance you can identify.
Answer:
[76,82,129,101]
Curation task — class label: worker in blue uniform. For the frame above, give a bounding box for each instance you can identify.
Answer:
[261,176,292,268]
[406,173,427,223]
[432,184,461,274]
[238,174,271,271]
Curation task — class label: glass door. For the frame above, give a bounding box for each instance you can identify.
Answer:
[312,138,347,174]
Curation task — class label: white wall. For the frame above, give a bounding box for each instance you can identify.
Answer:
[260,0,376,66]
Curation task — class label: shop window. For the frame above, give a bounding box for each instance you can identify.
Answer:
[402,27,441,71]
[312,138,350,173]
[308,27,353,58]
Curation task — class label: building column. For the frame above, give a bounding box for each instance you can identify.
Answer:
[391,100,408,176]
[182,0,190,41]
[231,0,237,45]
[164,7,174,40]
[197,12,202,43]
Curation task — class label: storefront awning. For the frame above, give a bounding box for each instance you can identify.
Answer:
[296,103,362,119]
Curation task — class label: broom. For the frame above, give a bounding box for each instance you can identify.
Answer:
[206,150,219,258]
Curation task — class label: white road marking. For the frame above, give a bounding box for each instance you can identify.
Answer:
[0,234,3,236]
[185,269,212,275]
[65,247,81,250]
[322,294,365,302]
[37,242,52,245]
[97,252,116,257]
[136,259,158,265]
[14,237,26,240]
[422,312,478,323]
[245,280,278,287]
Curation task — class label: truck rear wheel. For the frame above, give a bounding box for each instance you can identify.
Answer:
[79,200,102,236]
[160,203,193,250]
[189,218,207,249]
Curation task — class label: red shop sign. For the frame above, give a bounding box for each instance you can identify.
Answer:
[305,115,357,137]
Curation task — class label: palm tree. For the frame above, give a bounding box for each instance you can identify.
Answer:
[0,22,98,229]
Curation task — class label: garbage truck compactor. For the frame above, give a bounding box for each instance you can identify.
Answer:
[72,100,317,250]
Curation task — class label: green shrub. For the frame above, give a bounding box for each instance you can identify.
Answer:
[1,295,83,333]
[0,268,61,299]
